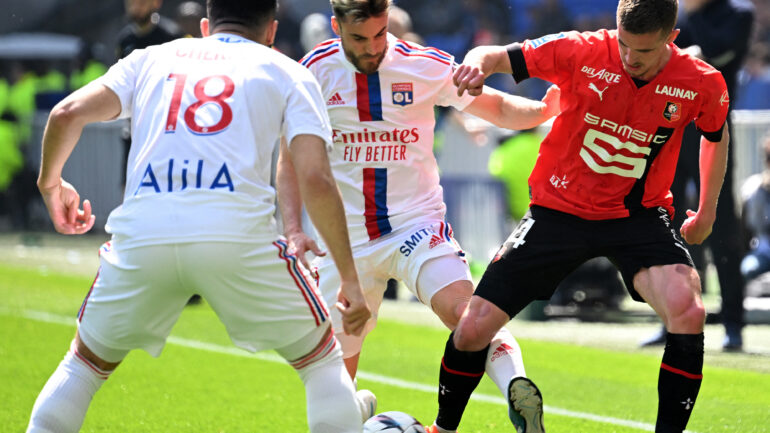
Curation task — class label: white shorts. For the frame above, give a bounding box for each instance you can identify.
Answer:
[314,220,471,358]
[77,239,329,361]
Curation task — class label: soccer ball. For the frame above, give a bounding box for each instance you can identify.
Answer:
[363,411,427,433]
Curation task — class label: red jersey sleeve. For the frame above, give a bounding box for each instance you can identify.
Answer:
[506,31,588,87]
[694,69,729,141]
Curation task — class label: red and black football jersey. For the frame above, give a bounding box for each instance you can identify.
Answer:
[507,29,729,220]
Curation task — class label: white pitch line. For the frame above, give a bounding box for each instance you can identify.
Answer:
[4,307,698,433]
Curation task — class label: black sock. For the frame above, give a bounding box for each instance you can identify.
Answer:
[435,331,489,431]
[656,332,704,433]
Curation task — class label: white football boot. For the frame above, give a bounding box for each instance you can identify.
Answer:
[508,377,545,433]
[356,389,378,422]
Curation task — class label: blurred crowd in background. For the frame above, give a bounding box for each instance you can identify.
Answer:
[3,0,767,219]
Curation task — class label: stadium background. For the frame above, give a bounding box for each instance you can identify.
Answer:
[2,1,770,431]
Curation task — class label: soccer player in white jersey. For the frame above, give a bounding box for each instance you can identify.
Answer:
[278,0,560,430]
[26,1,370,432]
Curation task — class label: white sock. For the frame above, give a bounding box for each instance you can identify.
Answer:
[293,336,361,433]
[485,328,526,398]
[27,350,110,433]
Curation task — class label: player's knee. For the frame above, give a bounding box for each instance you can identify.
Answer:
[432,298,468,330]
[431,282,472,329]
[74,334,121,372]
[453,319,491,352]
[686,303,707,327]
[668,300,706,332]
[664,270,706,332]
[453,297,507,352]
[276,326,336,376]
[452,298,469,325]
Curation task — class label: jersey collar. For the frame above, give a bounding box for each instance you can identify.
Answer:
[209,32,257,45]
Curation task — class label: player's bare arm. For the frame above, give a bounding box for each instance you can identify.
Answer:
[276,137,326,269]
[38,82,121,234]
[454,45,512,97]
[681,123,730,245]
[463,84,561,131]
[288,133,370,336]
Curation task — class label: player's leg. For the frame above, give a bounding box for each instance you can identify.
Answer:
[27,242,187,432]
[27,333,126,433]
[415,258,489,432]
[198,240,368,428]
[328,268,383,420]
[634,264,705,333]
[430,295,511,433]
[614,208,706,433]
[427,277,473,329]
[399,227,499,432]
[276,324,362,433]
[315,255,383,379]
[633,264,706,433]
[343,353,361,378]
[430,208,583,433]
[314,251,380,421]
[421,257,527,400]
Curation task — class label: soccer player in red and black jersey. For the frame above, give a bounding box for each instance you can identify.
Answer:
[428,1,729,432]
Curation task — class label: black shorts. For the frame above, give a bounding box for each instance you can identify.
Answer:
[475,205,695,318]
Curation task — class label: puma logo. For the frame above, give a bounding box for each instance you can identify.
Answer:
[589,82,608,100]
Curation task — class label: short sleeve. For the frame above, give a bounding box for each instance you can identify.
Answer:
[94,49,142,119]
[282,67,333,152]
[515,31,582,86]
[694,70,729,141]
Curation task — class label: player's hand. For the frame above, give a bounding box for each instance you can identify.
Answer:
[541,84,562,119]
[680,209,715,245]
[38,179,95,235]
[286,231,326,270]
[335,280,370,336]
[453,64,486,97]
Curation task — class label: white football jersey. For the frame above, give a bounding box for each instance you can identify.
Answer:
[98,33,332,248]
[300,34,475,248]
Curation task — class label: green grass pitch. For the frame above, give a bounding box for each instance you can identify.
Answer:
[2,263,768,432]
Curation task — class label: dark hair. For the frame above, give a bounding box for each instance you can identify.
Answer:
[330,0,390,23]
[617,0,678,35]
[206,0,277,29]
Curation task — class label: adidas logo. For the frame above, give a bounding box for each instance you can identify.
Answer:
[490,343,515,362]
[428,235,444,249]
[327,92,344,106]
